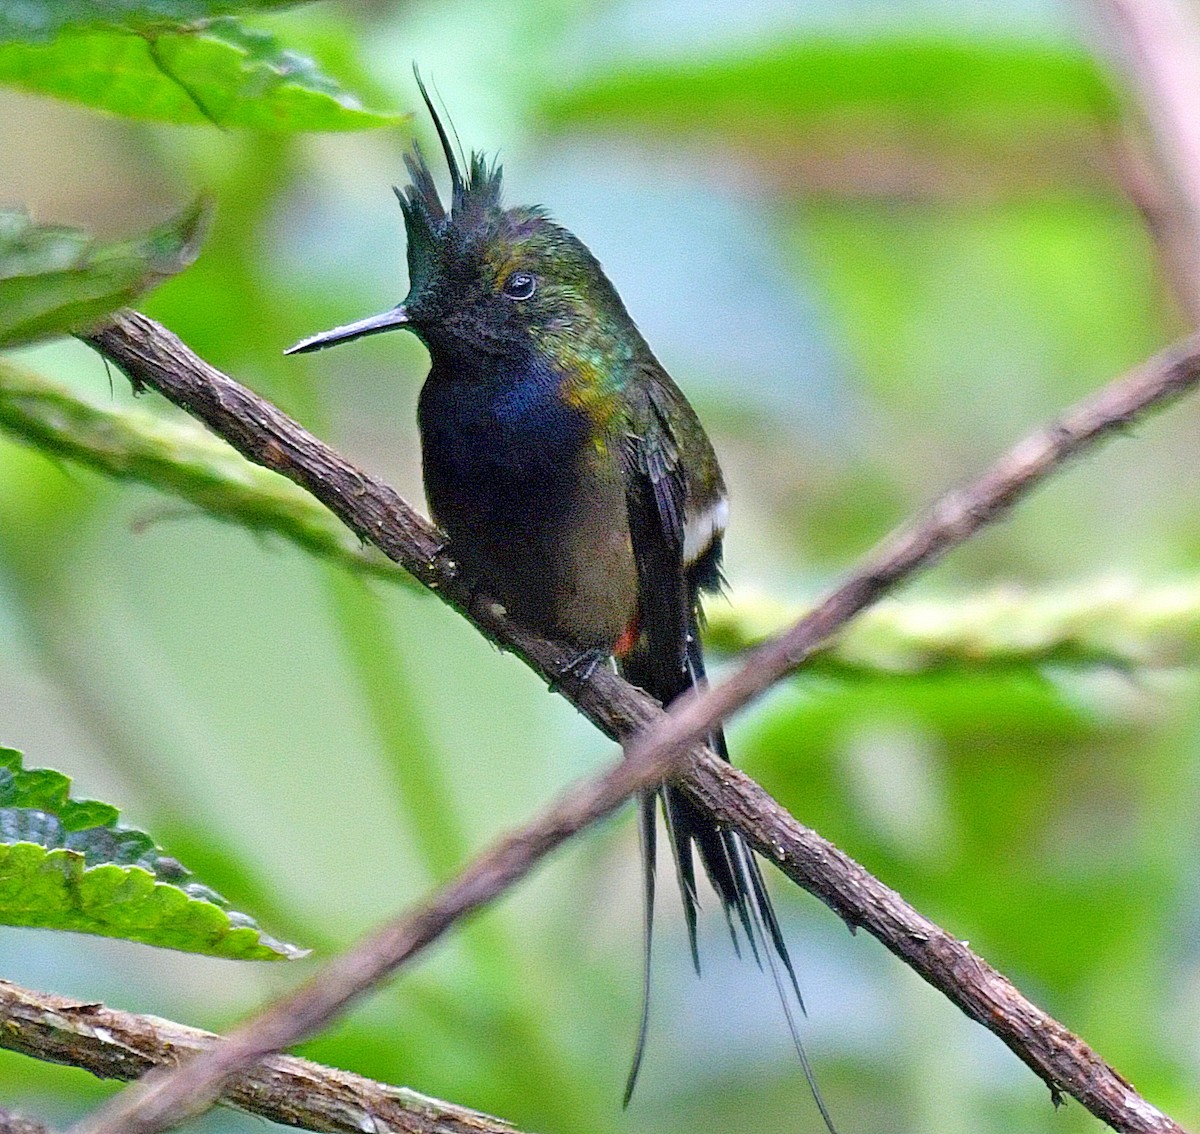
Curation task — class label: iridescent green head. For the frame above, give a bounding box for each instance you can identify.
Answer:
[286,71,637,368]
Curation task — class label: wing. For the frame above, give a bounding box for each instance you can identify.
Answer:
[621,380,690,696]
[620,372,727,688]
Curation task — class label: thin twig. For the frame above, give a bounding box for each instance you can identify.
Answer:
[1091,0,1200,320]
[0,979,518,1134]
[71,311,1200,1134]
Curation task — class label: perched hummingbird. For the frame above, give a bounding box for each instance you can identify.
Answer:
[288,76,833,1129]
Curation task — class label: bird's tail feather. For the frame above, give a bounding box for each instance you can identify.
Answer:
[622,791,658,1108]
[622,613,836,1133]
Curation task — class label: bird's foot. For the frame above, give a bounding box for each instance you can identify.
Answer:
[549,646,610,692]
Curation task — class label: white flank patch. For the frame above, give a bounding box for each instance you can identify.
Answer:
[683,497,728,564]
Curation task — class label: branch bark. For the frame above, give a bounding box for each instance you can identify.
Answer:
[682,758,1182,1131]
[62,310,1199,1134]
[0,979,518,1134]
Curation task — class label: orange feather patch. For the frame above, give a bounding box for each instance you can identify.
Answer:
[613,617,640,658]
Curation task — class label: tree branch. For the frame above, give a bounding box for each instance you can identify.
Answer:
[0,979,519,1134]
[682,756,1183,1133]
[1092,0,1200,320]
[63,310,1199,1134]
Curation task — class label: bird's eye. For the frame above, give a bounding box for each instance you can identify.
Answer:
[502,271,537,300]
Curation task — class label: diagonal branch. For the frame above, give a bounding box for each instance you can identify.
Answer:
[682,756,1184,1132]
[0,978,520,1134]
[65,310,1199,1134]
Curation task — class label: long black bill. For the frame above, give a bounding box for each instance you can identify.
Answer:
[284,305,410,355]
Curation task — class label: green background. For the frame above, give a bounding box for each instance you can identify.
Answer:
[1,1,1198,1132]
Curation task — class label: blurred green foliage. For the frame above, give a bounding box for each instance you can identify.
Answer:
[0,2,1197,1134]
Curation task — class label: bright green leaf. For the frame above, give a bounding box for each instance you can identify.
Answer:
[0,747,303,959]
[0,21,402,130]
[0,203,206,349]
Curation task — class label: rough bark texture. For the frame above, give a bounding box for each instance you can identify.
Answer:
[0,980,518,1134]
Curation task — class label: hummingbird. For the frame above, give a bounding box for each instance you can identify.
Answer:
[287,74,834,1130]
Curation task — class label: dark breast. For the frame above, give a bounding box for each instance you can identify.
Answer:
[418,353,633,646]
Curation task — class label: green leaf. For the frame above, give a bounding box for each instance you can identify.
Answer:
[0,747,303,959]
[0,20,402,130]
[0,204,206,349]
[0,0,301,42]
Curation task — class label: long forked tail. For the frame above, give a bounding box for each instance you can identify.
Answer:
[621,615,837,1133]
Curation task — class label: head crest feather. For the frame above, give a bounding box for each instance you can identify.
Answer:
[414,67,463,205]
[396,66,507,281]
